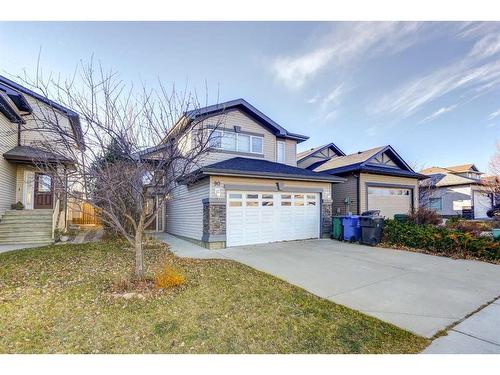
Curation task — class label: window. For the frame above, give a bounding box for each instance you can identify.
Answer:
[262,194,273,199]
[247,194,258,199]
[251,136,263,154]
[38,175,52,192]
[209,129,263,154]
[429,198,442,211]
[237,134,250,152]
[229,193,242,199]
[229,201,242,207]
[246,201,258,207]
[281,194,291,199]
[307,201,316,206]
[281,201,291,206]
[209,130,222,148]
[277,141,285,163]
[262,201,273,206]
[221,132,236,151]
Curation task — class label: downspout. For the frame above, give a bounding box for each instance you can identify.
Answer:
[356,173,360,215]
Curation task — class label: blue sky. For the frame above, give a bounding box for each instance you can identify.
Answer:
[0,21,499,172]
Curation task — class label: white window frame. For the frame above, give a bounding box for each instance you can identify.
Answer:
[277,141,285,163]
[209,128,264,155]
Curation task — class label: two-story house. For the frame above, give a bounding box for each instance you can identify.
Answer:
[142,99,344,249]
[420,164,495,219]
[0,75,84,244]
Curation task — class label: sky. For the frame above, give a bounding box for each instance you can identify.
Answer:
[0,21,499,172]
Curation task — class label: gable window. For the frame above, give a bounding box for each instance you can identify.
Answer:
[251,136,263,154]
[429,198,442,211]
[277,141,285,163]
[237,134,250,152]
[209,129,263,154]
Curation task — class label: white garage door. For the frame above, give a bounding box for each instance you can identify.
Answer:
[474,192,492,219]
[226,191,320,247]
[367,186,411,219]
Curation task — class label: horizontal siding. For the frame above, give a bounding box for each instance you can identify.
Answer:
[359,173,419,213]
[209,175,331,200]
[0,114,18,215]
[166,179,210,240]
[332,175,359,215]
[192,109,298,166]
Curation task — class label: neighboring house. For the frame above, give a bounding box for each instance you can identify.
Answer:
[419,164,495,219]
[297,144,427,218]
[0,75,84,244]
[143,99,344,249]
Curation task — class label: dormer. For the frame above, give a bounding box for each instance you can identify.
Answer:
[296,143,346,170]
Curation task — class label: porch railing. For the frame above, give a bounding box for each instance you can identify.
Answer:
[52,198,60,239]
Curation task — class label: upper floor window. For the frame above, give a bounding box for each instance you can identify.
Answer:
[277,141,285,163]
[209,129,263,154]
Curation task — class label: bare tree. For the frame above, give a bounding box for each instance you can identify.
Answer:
[15,60,222,279]
[486,141,500,205]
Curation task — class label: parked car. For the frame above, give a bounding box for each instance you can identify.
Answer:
[487,204,500,218]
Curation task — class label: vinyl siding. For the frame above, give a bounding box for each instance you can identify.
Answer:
[165,178,210,240]
[20,96,75,156]
[208,175,331,200]
[359,173,419,213]
[331,174,359,215]
[423,185,472,216]
[0,114,18,216]
[190,109,298,167]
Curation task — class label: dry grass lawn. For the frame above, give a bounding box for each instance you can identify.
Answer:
[0,241,429,353]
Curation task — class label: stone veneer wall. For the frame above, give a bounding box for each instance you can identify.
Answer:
[321,200,333,238]
[202,199,226,249]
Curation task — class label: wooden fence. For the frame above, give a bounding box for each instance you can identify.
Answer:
[69,202,102,225]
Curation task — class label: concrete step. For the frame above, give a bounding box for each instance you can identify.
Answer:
[0,223,52,230]
[0,239,53,245]
[3,209,53,216]
[0,230,51,237]
[0,217,52,224]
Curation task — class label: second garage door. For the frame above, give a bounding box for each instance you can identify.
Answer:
[367,186,412,218]
[226,191,320,247]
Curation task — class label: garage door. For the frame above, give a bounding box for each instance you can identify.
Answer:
[226,191,320,247]
[474,192,492,219]
[367,187,411,219]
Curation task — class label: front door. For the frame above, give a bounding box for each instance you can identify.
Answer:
[34,173,54,209]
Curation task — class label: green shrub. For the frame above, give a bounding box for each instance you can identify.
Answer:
[382,219,500,262]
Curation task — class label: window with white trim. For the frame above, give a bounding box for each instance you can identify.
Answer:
[209,129,263,154]
[277,141,285,163]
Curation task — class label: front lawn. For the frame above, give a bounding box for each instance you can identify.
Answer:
[0,241,428,353]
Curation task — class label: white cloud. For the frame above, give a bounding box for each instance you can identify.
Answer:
[370,23,500,118]
[321,85,344,109]
[306,94,320,104]
[488,108,500,120]
[270,22,424,90]
[420,104,457,123]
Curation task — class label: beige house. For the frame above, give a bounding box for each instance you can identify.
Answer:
[297,144,427,218]
[142,99,344,249]
[0,75,84,244]
[420,164,495,219]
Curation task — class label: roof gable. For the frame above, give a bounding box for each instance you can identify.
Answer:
[297,143,345,162]
[184,98,309,143]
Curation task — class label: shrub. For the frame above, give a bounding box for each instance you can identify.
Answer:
[382,219,500,262]
[154,264,185,289]
[407,207,442,226]
[11,201,24,210]
[445,219,492,235]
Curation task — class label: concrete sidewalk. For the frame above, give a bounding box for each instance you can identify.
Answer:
[423,299,500,353]
[0,243,47,254]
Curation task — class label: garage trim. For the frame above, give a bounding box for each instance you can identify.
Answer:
[364,182,415,213]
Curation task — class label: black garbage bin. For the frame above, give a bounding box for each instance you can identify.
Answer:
[359,216,384,246]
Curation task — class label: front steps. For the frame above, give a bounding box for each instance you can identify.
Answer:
[0,209,54,245]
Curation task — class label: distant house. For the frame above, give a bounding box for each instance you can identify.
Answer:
[297,144,427,218]
[419,164,495,219]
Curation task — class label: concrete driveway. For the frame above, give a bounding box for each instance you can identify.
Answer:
[212,239,500,338]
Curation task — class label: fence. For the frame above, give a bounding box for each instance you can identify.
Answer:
[68,201,101,225]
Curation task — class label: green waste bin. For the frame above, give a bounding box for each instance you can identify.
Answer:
[332,216,343,240]
[394,214,409,223]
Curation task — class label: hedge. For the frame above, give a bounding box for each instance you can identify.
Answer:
[382,219,500,262]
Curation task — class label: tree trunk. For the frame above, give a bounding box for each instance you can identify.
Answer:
[134,217,145,279]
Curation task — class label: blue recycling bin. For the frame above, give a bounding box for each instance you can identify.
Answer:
[342,216,361,242]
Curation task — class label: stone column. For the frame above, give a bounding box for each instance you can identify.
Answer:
[202,198,226,248]
[321,199,333,238]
